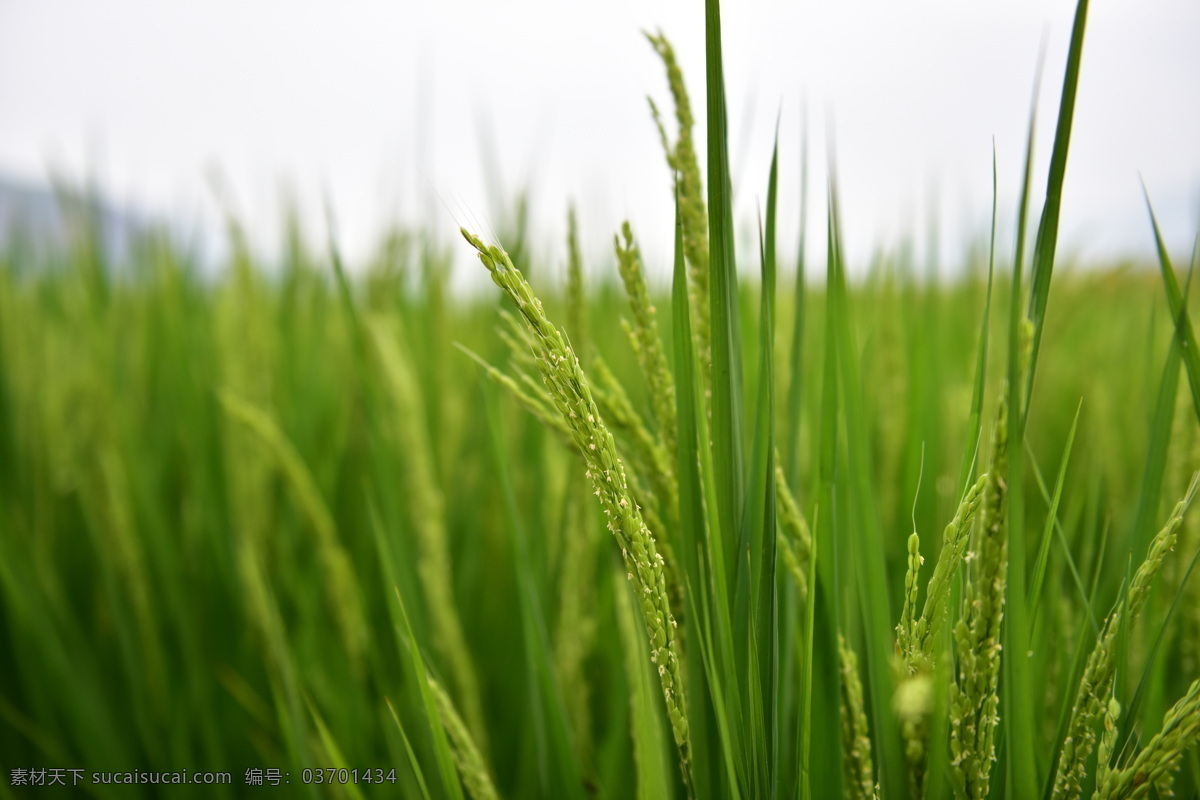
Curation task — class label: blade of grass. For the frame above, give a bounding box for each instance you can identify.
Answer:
[672,191,714,799]
[735,130,780,797]
[1129,251,1194,564]
[809,190,846,799]
[1144,190,1200,428]
[1028,398,1082,625]
[956,145,999,495]
[1023,0,1090,414]
[785,106,810,487]
[389,581,464,800]
[1007,4,1090,795]
[705,0,746,581]
[828,150,902,797]
[1024,439,1100,636]
[386,698,434,800]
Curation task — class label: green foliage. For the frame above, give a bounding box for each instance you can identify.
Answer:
[3,1,1200,799]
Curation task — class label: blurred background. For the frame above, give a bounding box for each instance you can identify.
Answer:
[1,0,1198,281]
[4,3,1200,795]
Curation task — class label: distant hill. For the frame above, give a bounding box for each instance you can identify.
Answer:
[0,174,149,264]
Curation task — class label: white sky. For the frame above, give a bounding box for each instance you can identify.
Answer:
[1,0,1197,282]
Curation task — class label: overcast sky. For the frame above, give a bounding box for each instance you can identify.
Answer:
[1,0,1197,281]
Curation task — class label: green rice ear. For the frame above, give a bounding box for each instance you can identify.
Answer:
[461,229,692,788]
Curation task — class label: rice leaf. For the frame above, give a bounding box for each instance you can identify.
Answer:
[1144,191,1200,428]
[705,0,746,580]
[785,107,810,487]
[1028,398,1083,624]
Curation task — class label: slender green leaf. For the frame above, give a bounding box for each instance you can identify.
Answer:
[1028,398,1083,623]
[705,0,745,579]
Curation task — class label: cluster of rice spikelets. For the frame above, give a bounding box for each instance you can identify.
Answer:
[592,351,679,534]
[1051,473,1200,800]
[839,634,881,800]
[897,470,990,670]
[776,463,814,605]
[427,675,501,800]
[460,228,691,777]
[949,390,1010,799]
[646,30,710,382]
[1093,678,1200,800]
[614,222,677,459]
[894,469,988,796]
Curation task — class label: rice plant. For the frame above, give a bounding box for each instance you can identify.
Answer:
[2,0,1200,798]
